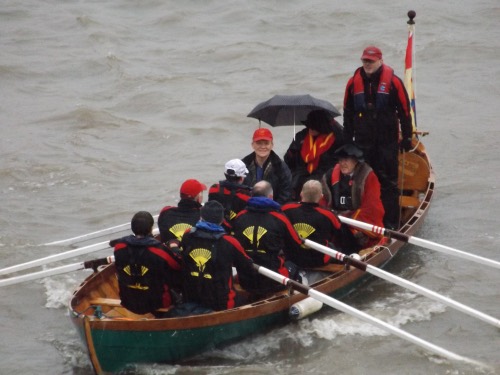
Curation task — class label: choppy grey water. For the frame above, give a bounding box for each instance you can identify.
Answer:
[1,1,499,374]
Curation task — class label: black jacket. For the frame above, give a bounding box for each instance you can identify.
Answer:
[282,202,358,264]
[113,235,181,314]
[241,150,293,205]
[231,197,302,294]
[158,198,202,243]
[181,227,255,311]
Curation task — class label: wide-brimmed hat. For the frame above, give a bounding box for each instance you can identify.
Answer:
[301,110,333,134]
[335,144,364,161]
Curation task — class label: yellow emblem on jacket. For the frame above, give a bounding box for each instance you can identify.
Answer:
[293,223,316,249]
[189,247,213,279]
[170,223,193,241]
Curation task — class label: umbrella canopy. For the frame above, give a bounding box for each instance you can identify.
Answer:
[247,94,341,126]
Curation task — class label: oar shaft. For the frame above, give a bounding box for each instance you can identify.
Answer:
[0,263,85,288]
[303,239,500,329]
[338,216,500,270]
[0,241,109,276]
[0,256,114,288]
[254,265,479,365]
[407,236,500,270]
[43,215,159,246]
[366,265,500,328]
[0,229,158,277]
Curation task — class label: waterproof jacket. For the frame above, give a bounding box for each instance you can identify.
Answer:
[343,64,412,148]
[113,235,181,314]
[241,150,293,205]
[181,226,255,311]
[282,202,358,263]
[158,198,202,243]
[208,180,251,225]
[231,197,302,294]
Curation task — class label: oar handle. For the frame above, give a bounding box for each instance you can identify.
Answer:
[302,239,367,272]
[84,256,115,272]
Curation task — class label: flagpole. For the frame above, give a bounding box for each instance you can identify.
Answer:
[405,10,417,132]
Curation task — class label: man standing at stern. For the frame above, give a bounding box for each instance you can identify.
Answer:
[343,46,412,229]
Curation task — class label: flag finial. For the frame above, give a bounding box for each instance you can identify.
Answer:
[407,10,416,25]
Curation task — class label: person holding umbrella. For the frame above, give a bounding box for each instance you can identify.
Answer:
[284,109,344,201]
[241,128,293,205]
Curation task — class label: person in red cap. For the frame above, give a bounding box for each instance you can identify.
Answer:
[241,128,292,205]
[158,179,207,246]
[342,46,412,229]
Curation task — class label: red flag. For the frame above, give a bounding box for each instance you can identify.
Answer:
[404,27,417,131]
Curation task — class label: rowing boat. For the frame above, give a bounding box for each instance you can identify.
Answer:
[68,140,434,374]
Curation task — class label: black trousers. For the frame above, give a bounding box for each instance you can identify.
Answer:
[361,142,400,229]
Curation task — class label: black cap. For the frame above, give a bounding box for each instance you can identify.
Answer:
[201,201,224,224]
[335,144,364,161]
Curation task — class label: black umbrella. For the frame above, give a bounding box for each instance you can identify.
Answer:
[247,94,341,126]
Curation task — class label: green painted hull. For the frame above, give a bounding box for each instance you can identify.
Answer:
[71,308,290,373]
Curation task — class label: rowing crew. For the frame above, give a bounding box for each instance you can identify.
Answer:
[113,149,384,317]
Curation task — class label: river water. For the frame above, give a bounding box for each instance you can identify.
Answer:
[1,1,499,374]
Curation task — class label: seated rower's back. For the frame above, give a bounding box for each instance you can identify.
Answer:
[231,180,303,295]
[282,180,358,268]
[180,201,257,311]
[112,211,182,315]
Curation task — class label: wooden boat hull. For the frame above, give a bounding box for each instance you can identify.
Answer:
[69,144,434,374]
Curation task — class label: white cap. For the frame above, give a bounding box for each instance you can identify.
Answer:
[224,159,249,177]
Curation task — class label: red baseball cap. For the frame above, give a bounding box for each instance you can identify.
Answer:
[361,46,382,61]
[180,179,207,198]
[253,128,273,142]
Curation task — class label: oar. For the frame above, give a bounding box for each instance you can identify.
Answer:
[0,256,114,288]
[339,216,500,270]
[253,264,481,366]
[0,228,159,277]
[42,215,160,246]
[303,239,500,329]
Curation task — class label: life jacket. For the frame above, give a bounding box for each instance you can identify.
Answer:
[182,228,224,279]
[216,181,251,221]
[158,199,201,243]
[353,64,394,111]
[114,240,169,314]
[181,228,229,310]
[330,162,372,211]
